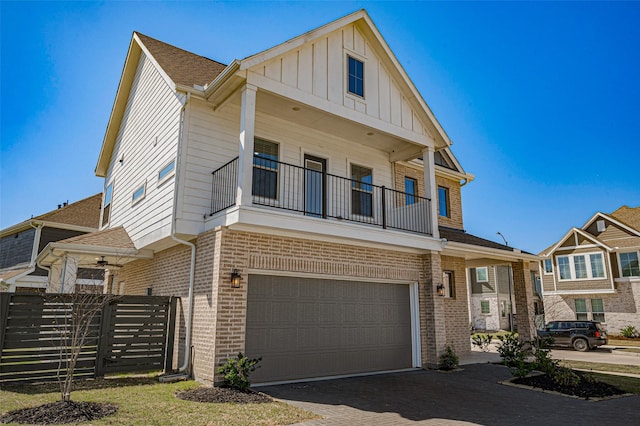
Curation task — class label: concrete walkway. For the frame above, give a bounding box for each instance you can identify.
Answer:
[260,364,640,426]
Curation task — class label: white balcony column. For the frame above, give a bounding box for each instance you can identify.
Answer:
[422,147,440,239]
[236,83,258,207]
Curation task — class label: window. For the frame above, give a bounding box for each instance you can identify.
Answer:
[556,253,606,280]
[591,299,605,322]
[252,138,279,199]
[575,299,588,321]
[476,267,488,283]
[480,300,490,314]
[443,271,455,298]
[158,160,175,185]
[619,251,640,277]
[543,259,553,274]
[347,56,364,97]
[351,164,373,216]
[437,186,449,217]
[102,183,113,226]
[132,182,146,205]
[405,177,417,205]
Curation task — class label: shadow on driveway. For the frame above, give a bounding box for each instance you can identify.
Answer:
[259,364,639,425]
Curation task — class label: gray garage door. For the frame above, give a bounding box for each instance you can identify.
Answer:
[245,275,413,383]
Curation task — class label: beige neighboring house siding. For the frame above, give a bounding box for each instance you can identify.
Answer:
[103,51,183,248]
[552,245,613,292]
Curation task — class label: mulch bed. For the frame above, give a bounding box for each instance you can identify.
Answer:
[513,371,626,399]
[176,386,272,404]
[0,401,117,424]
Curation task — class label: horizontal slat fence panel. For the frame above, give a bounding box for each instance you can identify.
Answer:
[0,294,178,383]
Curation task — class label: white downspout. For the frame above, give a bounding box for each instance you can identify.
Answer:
[166,92,197,378]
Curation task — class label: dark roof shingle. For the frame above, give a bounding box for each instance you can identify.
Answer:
[135,32,227,88]
[439,226,514,252]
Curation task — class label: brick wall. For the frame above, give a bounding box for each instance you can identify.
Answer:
[512,261,536,341]
[441,255,471,356]
[436,175,463,230]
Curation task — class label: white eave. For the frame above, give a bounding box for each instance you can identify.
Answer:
[443,240,540,263]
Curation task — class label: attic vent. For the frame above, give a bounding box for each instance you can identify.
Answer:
[596,220,606,232]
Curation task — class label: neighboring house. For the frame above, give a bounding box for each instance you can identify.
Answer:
[468,263,543,332]
[539,205,640,334]
[0,194,104,293]
[36,10,539,385]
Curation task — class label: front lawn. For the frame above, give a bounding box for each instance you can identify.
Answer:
[559,360,640,376]
[608,337,640,348]
[0,376,318,426]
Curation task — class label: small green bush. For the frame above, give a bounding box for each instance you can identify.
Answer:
[471,334,493,352]
[620,325,639,339]
[217,352,262,391]
[496,333,534,378]
[439,344,459,371]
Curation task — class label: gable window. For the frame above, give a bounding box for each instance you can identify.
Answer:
[252,138,279,200]
[438,186,449,217]
[556,253,606,280]
[619,251,640,277]
[480,300,490,314]
[543,259,553,274]
[476,266,488,283]
[347,56,364,97]
[132,182,146,205]
[405,177,417,205]
[591,299,605,322]
[102,183,113,226]
[351,164,373,217]
[158,160,175,185]
[575,299,588,321]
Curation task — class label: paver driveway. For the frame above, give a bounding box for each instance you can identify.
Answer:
[259,364,639,425]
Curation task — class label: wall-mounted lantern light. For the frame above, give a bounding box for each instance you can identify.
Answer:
[230,269,241,288]
[436,283,445,297]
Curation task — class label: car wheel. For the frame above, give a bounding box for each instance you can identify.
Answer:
[573,338,589,352]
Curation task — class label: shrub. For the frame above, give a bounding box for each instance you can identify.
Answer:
[496,333,534,378]
[551,366,580,387]
[471,334,493,352]
[531,337,558,375]
[217,352,262,391]
[439,344,459,371]
[620,325,639,339]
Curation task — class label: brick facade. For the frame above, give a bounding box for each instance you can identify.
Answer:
[115,227,471,384]
[511,261,536,341]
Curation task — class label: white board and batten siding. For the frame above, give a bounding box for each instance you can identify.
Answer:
[249,23,429,139]
[104,52,184,248]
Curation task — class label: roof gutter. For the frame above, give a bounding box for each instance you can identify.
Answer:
[204,60,241,100]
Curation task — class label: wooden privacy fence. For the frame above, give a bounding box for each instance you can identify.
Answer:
[0,293,178,384]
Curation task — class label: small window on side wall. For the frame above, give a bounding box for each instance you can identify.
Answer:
[347,56,364,97]
[543,259,553,274]
[438,186,449,217]
[132,182,146,205]
[480,300,490,314]
[102,183,113,227]
[443,271,455,298]
[476,267,488,283]
[158,160,175,185]
[405,177,417,205]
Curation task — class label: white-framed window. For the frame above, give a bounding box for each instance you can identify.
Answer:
[543,259,553,274]
[132,182,146,205]
[480,300,490,314]
[437,186,449,217]
[102,183,113,227]
[158,159,175,185]
[618,251,640,277]
[443,270,455,299]
[347,55,364,97]
[556,252,606,281]
[591,299,605,322]
[405,177,417,206]
[575,298,588,321]
[476,266,488,283]
[252,138,279,200]
[351,164,373,217]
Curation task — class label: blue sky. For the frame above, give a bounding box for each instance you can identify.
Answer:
[1,1,639,253]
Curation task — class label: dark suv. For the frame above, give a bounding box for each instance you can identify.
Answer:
[537,321,608,352]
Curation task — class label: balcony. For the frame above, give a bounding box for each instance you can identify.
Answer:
[209,156,432,236]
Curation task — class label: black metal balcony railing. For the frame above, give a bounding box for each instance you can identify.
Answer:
[210,156,432,235]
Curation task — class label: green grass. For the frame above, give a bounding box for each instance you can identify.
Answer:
[608,338,640,348]
[0,376,319,426]
[560,360,640,376]
[589,373,640,394]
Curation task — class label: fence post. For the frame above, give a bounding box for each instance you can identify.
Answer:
[95,297,113,378]
[164,296,178,373]
[0,294,10,358]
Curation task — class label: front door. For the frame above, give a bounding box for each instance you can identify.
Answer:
[304,155,326,217]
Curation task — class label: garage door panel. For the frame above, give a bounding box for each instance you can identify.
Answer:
[246,275,412,383]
